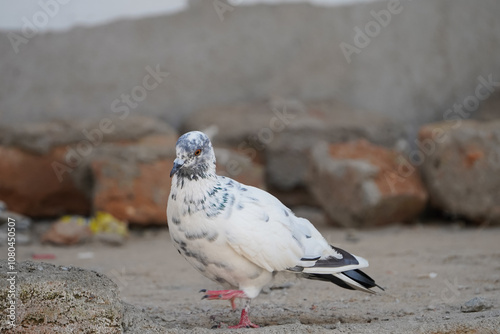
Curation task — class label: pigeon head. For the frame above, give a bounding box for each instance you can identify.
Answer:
[170,131,216,179]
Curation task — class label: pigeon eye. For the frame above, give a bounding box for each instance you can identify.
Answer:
[194,149,202,156]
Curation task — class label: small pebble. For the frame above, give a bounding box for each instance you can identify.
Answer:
[461,297,493,313]
[418,272,438,279]
[163,315,176,322]
[78,252,95,259]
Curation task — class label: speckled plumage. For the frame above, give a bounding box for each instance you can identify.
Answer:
[166,131,381,328]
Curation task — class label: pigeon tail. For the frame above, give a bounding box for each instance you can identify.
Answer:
[303,269,383,294]
[300,246,383,294]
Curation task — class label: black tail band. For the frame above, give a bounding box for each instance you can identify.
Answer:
[303,269,384,292]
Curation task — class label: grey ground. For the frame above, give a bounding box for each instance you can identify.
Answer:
[19,223,500,333]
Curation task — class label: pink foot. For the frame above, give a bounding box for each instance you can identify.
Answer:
[200,289,247,310]
[228,309,260,329]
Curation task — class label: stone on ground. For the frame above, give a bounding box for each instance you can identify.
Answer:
[461,297,494,313]
[0,261,123,334]
[90,134,177,225]
[0,145,91,217]
[41,218,93,245]
[418,120,500,224]
[308,140,427,228]
[0,116,176,219]
[0,260,166,333]
[183,99,408,207]
[265,100,408,191]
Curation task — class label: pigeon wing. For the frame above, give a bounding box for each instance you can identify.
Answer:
[223,185,325,272]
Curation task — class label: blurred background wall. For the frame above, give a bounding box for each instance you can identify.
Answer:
[1,0,499,134]
[1,0,500,227]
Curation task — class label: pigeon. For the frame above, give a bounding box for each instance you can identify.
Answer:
[167,131,382,328]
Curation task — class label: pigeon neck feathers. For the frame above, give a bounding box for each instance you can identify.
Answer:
[172,131,217,184]
[171,131,230,217]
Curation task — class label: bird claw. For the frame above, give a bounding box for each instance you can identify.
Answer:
[228,309,260,328]
[201,293,222,300]
[198,289,245,301]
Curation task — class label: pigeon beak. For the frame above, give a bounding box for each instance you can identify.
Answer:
[170,159,184,178]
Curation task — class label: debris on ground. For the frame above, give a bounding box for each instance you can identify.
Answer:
[40,212,128,246]
[418,272,438,279]
[90,211,129,245]
[41,216,93,245]
[461,297,494,313]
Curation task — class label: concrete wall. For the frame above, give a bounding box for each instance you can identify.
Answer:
[1,0,499,133]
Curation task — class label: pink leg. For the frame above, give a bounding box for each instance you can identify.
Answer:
[228,308,259,329]
[200,290,260,328]
[200,289,246,310]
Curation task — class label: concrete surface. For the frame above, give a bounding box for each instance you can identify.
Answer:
[9,222,500,333]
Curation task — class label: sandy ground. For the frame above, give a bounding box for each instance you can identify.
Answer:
[19,222,500,333]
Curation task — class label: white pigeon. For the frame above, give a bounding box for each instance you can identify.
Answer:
[167,131,382,328]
